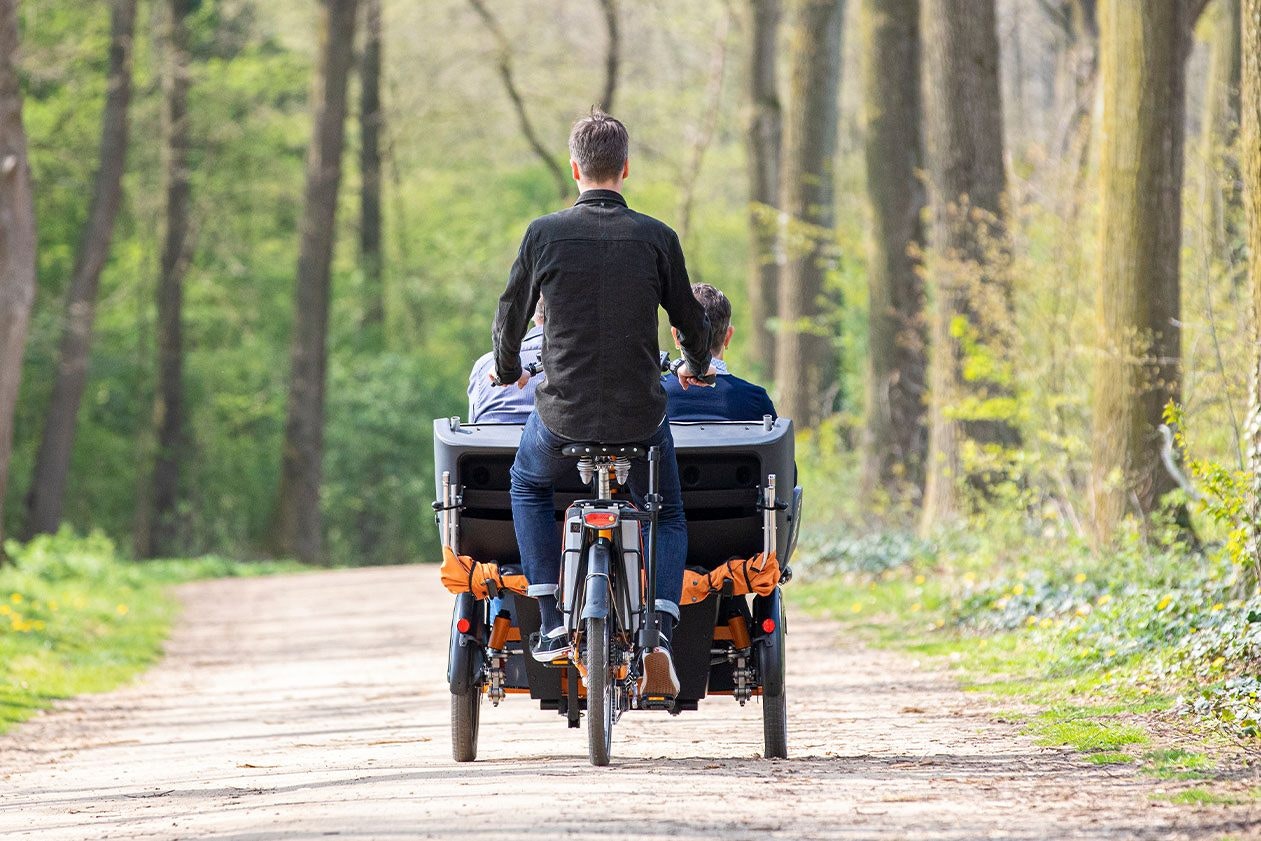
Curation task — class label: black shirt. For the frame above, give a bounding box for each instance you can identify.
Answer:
[491,189,712,444]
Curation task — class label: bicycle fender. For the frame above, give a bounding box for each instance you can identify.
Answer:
[581,541,612,621]
[448,593,480,694]
[753,588,786,697]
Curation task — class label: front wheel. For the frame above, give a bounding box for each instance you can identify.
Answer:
[585,616,613,766]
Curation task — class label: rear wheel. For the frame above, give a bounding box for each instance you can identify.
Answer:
[762,688,787,759]
[759,596,788,759]
[585,616,613,766]
[451,658,481,762]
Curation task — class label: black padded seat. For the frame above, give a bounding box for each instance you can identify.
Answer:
[559,442,646,458]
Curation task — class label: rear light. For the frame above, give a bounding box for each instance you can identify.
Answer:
[583,511,618,528]
[456,617,472,634]
[761,618,776,635]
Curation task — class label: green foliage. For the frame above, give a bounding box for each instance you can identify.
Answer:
[794,498,1261,742]
[0,530,297,732]
[1165,403,1257,581]
[6,0,773,563]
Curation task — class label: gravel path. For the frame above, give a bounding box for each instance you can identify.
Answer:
[0,566,1257,840]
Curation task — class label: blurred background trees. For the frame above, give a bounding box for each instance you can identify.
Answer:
[0,0,1257,570]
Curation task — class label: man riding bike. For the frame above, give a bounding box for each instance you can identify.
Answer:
[489,110,714,698]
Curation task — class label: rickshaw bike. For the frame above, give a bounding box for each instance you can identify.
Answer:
[434,407,802,766]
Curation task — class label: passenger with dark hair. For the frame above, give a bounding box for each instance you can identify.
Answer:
[489,110,715,697]
[664,283,777,422]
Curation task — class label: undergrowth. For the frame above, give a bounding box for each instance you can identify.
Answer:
[0,530,299,733]
[794,519,1261,743]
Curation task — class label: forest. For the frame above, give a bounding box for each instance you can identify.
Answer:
[0,1,1258,592]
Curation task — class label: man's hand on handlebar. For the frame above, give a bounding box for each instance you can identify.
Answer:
[676,361,717,391]
[488,370,531,389]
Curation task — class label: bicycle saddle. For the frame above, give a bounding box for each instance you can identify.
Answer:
[561,443,646,458]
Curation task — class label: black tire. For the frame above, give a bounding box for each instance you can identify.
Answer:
[762,687,787,759]
[451,686,481,762]
[585,616,613,766]
[759,595,788,759]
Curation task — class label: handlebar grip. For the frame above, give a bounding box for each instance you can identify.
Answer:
[667,357,717,385]
[524,361,544,376]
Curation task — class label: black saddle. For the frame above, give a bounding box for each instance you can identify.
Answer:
[560,442,647,459]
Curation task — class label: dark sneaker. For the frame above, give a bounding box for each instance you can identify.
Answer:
[530,630,573,663]
[639,644,680,699]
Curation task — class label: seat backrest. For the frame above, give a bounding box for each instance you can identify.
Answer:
[433,418,796,567]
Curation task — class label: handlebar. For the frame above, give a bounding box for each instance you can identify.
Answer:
[523,355,715,385]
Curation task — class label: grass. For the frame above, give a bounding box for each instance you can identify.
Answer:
[0,531,300,733]
[1086,751,1135,765]
[1143,748,1213,780]
[1153,787,1261,806]
[787,529,1260,789]
[1031,718,1148,752]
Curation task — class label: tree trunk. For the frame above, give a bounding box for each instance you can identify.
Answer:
[359,0,384,333]
[677,7,733,248]
[273,0,359,565]
[1051,0,1098,201]
[775,0,845,428]
[24,0,137,538]
[858,0,927,505]
[1199,0,1242,263]
[745,0,782,382]
[918,0,1016,530]
[1089,0,1201,542]
[140,0,194,559]
[0,0,38,550]
[1242,0,1260,576]
[598,0,619,112]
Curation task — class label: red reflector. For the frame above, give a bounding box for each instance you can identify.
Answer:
[583,511,618,528]
[456,618,472,634]
[761,618,776,635]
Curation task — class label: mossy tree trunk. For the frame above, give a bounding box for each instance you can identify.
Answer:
[1242,0,1260,575]
[775,0,845,428]
[858,0,927,505]
[918,0,1017,530]
[744,0,782,381]
[24,0,137,538]
[274,0,359,564]
[0,0,37,549]
[1089,0,1206,542]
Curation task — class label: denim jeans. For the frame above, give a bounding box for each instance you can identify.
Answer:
[509,411,686,621]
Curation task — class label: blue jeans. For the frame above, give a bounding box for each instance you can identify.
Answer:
[509,411,686,622]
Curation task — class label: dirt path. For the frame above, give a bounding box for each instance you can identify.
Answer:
[0,567,1256,840]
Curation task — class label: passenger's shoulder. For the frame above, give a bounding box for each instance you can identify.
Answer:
[469,351,495,382]
[731,375,777,408]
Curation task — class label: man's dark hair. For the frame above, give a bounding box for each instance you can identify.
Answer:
[568,110,629,183]
[691,283,732,355]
